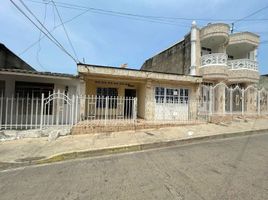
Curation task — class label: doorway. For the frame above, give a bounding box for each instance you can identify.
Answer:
[124,89,136,118]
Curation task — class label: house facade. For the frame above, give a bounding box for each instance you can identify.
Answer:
[0,21,266,131]
[0,43,83,98]
[142,22,259,85]
[78,64,202,122]
[142,22,263,116]
[0,44,83,130]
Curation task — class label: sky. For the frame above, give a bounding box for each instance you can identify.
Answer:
[1,0,268,75]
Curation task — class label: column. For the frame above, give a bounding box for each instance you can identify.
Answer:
[144,80,154,120]
[190,21,197,76]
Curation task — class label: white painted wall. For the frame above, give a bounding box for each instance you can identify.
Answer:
[0,73,85,97]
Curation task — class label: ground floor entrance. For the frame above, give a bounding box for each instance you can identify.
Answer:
[124,89,136,118]
[154,87,190,121]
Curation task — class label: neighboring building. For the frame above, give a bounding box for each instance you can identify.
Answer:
[0,43,35,71]
[258,75,268,89]
[142,22,261,115]
[141,34,191,75]
[0,44,84,130]
[142,22,260,86]
[0,68,83,98]
[0,44,83,97]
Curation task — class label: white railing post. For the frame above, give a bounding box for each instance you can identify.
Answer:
[209,86,213,115]
[75,95,79,124]
[258,91,261,116]
[30,93,34,129]
[223,88,225,115]
[230,88,233,114]
[71,95,75,126]
[56,90,60,126]
[242,89,245,116]
[40,93,44,130]
[105,96,108,125]
[25,93,29,129]
[133,97,137,122]
[10,95,14,130]
[5,97,8,130]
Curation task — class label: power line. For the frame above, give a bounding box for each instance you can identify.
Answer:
[10,0,77,63]
[36,2,48,71]
[231,4,268,33]
[24,0,189,26]
[19,8,90,55]
[233,4,268,23]
[16,0,77,62]
[19,0,76,55]
[51,0,79,62]
[25,0,268,22]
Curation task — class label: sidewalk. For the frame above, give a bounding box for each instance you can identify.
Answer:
[1,117,268,169]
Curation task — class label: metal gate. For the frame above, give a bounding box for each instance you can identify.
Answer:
[0,93,137,130]
[154,101,189,121]
[40,92,78,129]
[154,87,189,121]
[199,83,268,116]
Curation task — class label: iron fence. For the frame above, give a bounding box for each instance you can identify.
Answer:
[0,93,137,130]
[4,83,267,131]
[199,83,268,116]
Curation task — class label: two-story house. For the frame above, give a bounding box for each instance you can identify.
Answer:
[141,22,262,116]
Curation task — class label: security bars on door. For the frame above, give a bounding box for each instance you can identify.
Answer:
[153,87,205,123]
[0,92,137,130]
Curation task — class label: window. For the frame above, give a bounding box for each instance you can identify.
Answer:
[155,87,189,104]
[15,82,54,98]
[155,87,165,103]
[166,88,179,103]
[14,82,54,115]
[96,88,118,108]
[180,89,189,103]
[97,88,118,97]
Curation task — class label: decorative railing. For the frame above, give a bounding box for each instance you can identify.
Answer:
[201,53,228,66]
[227,59,258,71]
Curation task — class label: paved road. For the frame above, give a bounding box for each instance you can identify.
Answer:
[1,133,268,200]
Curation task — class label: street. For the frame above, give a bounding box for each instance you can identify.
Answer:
[1,133,268,200]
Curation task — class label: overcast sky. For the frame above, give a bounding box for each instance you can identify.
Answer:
[1,0,268,74]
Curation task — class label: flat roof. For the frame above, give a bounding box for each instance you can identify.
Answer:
[78,63,201,77]
[78,63,202,83]
[0,68,78,79]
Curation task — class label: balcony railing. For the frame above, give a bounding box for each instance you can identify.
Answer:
[201,53,227,66]
[201,54,258,71]
[227,59,258,71]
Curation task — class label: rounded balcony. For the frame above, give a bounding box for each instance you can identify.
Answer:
[229,32,259,46]
[200,23,230,47]
[227,59,259,83]
[200,53,228,80]
[227,32,259,58]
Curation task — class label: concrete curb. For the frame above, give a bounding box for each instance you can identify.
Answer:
[1,128,268,171]
[30,128,268,165]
